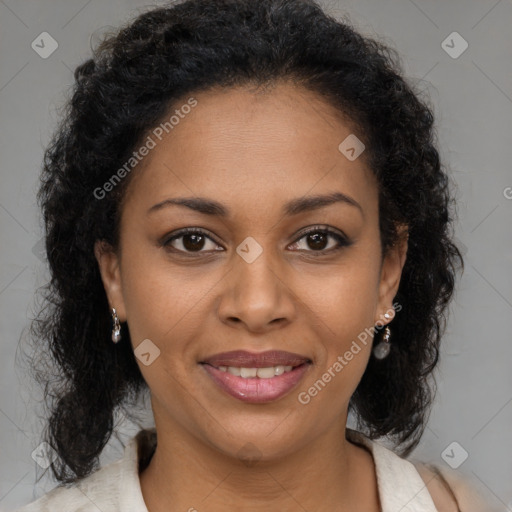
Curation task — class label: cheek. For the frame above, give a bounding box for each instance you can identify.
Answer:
[312,283,376,379]
[303,254,381,333]
[119,243,210,344]
[297,286,375,418]
[299,249,380,384]
[295,324,373,428]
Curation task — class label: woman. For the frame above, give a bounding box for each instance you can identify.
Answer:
[15,0,497,510]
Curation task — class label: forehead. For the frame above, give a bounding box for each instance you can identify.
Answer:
[122,82,378,217]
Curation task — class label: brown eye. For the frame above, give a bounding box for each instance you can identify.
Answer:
[163,228,222,254]
[181,233,206,251]
[161,226,351,257]
[305,232,329,250]
[289,227,351,254]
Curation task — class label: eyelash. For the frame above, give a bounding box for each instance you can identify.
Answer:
[161,225,352,257]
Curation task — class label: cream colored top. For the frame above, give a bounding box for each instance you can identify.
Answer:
[14,428,497,511]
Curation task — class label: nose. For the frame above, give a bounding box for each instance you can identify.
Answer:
[216,247,296,333]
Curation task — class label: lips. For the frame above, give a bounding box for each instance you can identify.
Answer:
[199,350,312,403]
[200,350,311,369]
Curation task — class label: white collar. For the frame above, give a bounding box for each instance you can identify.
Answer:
[346,428,438,511]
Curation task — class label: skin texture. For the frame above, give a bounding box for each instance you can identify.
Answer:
[95,82,408,511]
[415,464,459,511]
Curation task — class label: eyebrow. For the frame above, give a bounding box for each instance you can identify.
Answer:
[147,192,363,218]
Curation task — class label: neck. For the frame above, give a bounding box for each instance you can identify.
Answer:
[139,419,380,512]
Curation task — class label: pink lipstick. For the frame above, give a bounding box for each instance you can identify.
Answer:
[200,350,311,403]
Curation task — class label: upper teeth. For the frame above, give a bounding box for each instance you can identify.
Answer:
[218,365,294,378]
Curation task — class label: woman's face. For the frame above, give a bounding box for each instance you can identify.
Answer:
[95,82,407,461]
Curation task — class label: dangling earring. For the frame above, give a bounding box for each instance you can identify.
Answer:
[111,307,122,343]
[373,312,392,359]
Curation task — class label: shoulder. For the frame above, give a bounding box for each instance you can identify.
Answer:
[14,483,94,512]
[414,463,460,512]
[13,429,153,512]
[414,461,501,512]
[13,456,125,512]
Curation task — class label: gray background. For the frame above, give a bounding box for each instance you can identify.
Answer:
[1,0,511,510]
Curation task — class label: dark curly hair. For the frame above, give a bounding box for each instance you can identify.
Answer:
[26,0,464,484]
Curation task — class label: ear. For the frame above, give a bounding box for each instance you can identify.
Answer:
[94,239,127,322]
[374,224,408,324]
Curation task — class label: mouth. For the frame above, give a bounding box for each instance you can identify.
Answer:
[199,350,312,403]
